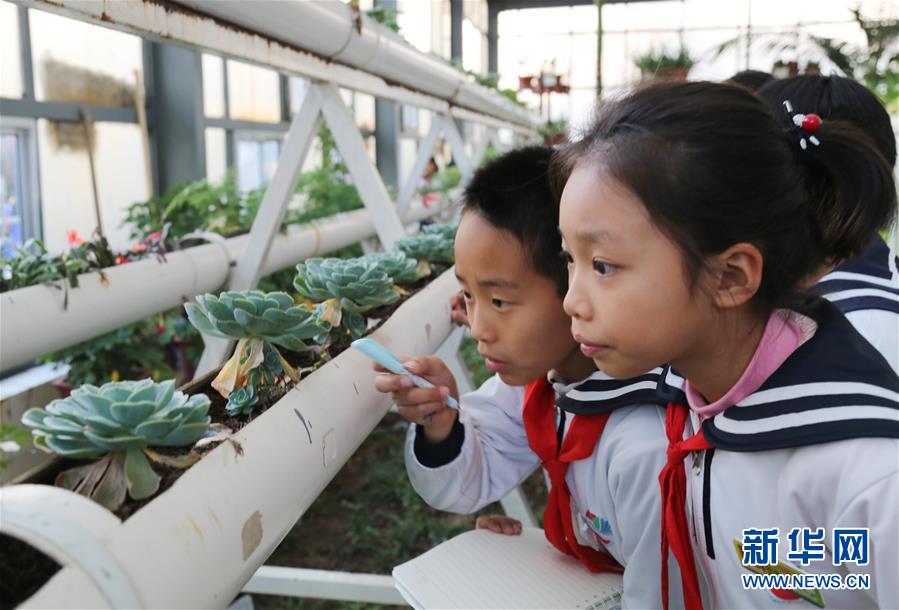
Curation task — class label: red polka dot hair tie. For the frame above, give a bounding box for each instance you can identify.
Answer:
[783,100,822,150]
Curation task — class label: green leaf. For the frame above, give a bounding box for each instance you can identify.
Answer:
[109,400,157,426]
[125,447,161,500]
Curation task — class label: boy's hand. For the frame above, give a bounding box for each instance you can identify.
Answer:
[372,356,459,443]
[450,290,469,327]
[476,515,523,536]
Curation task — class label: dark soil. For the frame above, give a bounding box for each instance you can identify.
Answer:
[0,535,60,610]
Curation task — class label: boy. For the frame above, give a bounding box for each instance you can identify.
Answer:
[374,146,679,608]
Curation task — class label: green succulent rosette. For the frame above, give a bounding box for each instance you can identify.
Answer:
[294,257,401,339]
[21,378,210,511]
[185,290,331,415]
[360,250,424,285]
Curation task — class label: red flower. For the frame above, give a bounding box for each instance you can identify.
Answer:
[66,229,84,247]
[148,231,162,241]
[115,255,127,265]
[131,242,148,253]
[156,323,166,335]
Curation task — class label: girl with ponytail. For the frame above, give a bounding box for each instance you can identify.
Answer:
[758,74,898,372]
[554,81,899,609]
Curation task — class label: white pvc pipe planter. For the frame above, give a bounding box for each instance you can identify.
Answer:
[0,200,446,373]
[13,0,537,131]
[174,0,533,127]
[6,270,458,609]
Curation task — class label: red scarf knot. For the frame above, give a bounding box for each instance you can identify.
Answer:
[522,376,623,574]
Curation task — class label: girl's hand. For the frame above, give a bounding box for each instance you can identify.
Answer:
[476,515,523,536]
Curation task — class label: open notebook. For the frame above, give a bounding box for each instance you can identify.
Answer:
[392,528,623,609]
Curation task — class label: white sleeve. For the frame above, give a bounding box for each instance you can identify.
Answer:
[599,405,674,610]
[404,374,541,514]
[832,463,899,608]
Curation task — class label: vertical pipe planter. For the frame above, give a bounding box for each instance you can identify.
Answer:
[8,270,459,609]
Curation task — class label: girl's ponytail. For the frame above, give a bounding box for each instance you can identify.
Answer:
[780,110,896,263]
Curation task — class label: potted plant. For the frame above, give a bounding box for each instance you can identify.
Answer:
[293,257,402,342]
[396,229,456,275]
[21,379,211,511]
[634,46,694,81]
[185,290,330,414]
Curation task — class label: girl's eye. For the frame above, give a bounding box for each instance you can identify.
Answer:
[491,298,509,310]
[560,250,574,265]
[593,260,617,276]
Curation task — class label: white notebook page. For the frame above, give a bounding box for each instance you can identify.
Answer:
[392,528,623,609]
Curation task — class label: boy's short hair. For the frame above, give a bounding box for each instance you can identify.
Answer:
[727,69,774,92]
[462,146,567,297]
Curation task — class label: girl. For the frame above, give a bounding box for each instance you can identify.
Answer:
[758,75,898,372]
[556,81,899,609]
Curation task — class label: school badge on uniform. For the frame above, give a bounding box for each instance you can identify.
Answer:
[733,539,826,607]
[582,510,613,545]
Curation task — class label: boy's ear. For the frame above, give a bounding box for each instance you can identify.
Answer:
[707,243,763,309]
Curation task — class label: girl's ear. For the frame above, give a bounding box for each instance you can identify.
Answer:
[707,242,763,309]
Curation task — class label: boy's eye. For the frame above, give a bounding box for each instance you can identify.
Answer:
[560,250,574,265]
[462,291,473,301]
[491,298,509,310]
[592,259,617,276]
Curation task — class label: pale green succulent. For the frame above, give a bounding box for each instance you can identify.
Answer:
[21,379,210,511]
[360,251,421,284]
[396,232,455,266]
[421,223,458,241]
[294,257,401,339]
[185,290,328,414]
[184,290,329,352]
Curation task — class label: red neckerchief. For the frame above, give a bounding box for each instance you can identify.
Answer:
[659,402,713,610]
[522,376,623,574]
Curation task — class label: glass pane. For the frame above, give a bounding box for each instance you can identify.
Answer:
[288,76,310,117]
[31,8,141,107]
[202,54,225,119]
[1,133,24,258]
[237,139,262,192]
[37,120,148,253]
[355,93,375,133]
[462,18,483,74]
[1,1,23,99]
[569,34,598,89]
[396,0,432,53]
[227,60,281,123]
[236,136,281,192]
[205,127,227,184]
[261,140,280,184]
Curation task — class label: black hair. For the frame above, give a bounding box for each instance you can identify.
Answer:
[757,75,897,259]
[727,69,775,92]
[553,81,896,312]
[462,145,567,297]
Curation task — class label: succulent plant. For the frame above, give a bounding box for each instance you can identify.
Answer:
[294,257,401,339]
[360,251,424,285]
[185,290,330,415]
[184,290,328,352]
[396,232,455,266]
[421,223,458,241]
[21,379,210,511]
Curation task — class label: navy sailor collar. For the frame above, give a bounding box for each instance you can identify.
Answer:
[553,367,668,415]
[815,235,899,315]
[699,297,899,451]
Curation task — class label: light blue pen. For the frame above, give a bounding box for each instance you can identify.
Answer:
[352,338,460,409]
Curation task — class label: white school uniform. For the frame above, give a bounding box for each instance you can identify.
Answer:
[816,235,899,372]
[658,298,899,609]
[405,370,682,609]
